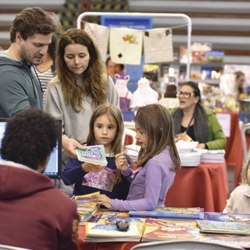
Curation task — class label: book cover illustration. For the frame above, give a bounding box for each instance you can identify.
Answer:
[197,220,250,235]
[205,212,250,224]
[129,207,204,220]
[142,218,200,242]
[85,222,142,242]
[199,233,250,248]
[73,192,99,222]
[93,211,145,225]
[75,145,107,165]
[82,167,117,192]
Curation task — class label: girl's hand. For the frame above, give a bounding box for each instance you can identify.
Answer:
[115,152,128,171]
[62,135,86,157]
[93,194,111,209]
[82,163,105,172]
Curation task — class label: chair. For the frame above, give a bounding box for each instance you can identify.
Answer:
[0,244,29,250]
[122,127,137,146]
[130,240,244,250]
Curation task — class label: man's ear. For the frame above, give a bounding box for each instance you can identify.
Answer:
[37,156,50,173]
[15,32,22,43]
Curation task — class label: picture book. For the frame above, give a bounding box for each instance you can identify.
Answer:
[129,207,205,220]
[92,211,145,225]
[197,220,250,235]
[142,218,200,242]
[199,233,250,248]
[73,192,99,222]
[85,222,143,242]
[204,212,250,224]
[75,145,107,165]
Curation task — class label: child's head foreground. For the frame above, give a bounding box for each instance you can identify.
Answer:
[223,158,250,213]
[134,104,181,171]
[86,104,124,154]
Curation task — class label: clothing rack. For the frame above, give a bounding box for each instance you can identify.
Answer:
[77,12,192,80]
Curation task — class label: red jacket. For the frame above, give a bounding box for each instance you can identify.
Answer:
[0,162,79,250]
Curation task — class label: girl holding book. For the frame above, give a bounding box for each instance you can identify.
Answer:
[224,159,250,213]
[93,104,181,211]
[62,104,130,200]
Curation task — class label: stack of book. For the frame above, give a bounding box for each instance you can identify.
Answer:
[85,211,144,242]
[179,151,201,167]
[73,192,99,222]
[200,150,225,163]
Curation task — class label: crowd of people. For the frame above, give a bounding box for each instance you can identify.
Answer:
[0,6,249,250]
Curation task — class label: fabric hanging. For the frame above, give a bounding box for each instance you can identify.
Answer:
[84,22,109,62]
[109,27,143,65]
[143,28,173,63]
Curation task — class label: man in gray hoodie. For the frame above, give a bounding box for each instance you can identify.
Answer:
[0,7,59,118]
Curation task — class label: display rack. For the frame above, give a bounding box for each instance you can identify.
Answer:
[77,12,192,80]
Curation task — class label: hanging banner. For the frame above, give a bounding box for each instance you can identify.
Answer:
[109,27,143,65]
[143,28,173,63]
[84,22,109,62]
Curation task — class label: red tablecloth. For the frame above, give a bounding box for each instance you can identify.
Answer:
[166,162,229,212]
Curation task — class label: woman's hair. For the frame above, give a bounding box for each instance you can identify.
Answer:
[179,81,201,103]
[56,28,108,112]
[86,104,124,154]
[10,7,59,42]
[134,104,181,171]
[164,84,177,98]
[241,158,250,185]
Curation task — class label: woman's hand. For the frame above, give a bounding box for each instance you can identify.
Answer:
[93,194,112,209]
[62,135,86,157]
[196,143,206,149]
[115,152,129,171]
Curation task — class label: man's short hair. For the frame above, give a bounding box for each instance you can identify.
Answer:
[0,108,59,170]
[10,7,60,42]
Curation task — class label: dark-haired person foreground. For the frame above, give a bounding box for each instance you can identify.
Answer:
[171,81,226,149]
[0,7,60,118]
[0,109,79,250]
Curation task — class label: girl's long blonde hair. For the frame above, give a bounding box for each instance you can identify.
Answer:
[135,104,181,172]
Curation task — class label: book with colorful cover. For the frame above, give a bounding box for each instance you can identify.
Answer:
[204,212,250,224]
[129,207,205,220]
[85,222,143,242]
[92,210,145,225]
[199,233,250,248]
[75,145,107,165]
[73,192,99,222]
[197,220,250,236]
[142,218,200,242]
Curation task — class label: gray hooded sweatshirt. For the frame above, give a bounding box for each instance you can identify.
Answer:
[0,51,43,117]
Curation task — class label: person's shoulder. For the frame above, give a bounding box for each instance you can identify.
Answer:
[205,108,215,116]
[49,187,77,209]
[48,76,61,88]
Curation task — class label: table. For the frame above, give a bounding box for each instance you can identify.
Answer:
[125,113,245,188]
[165,162,229,212]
